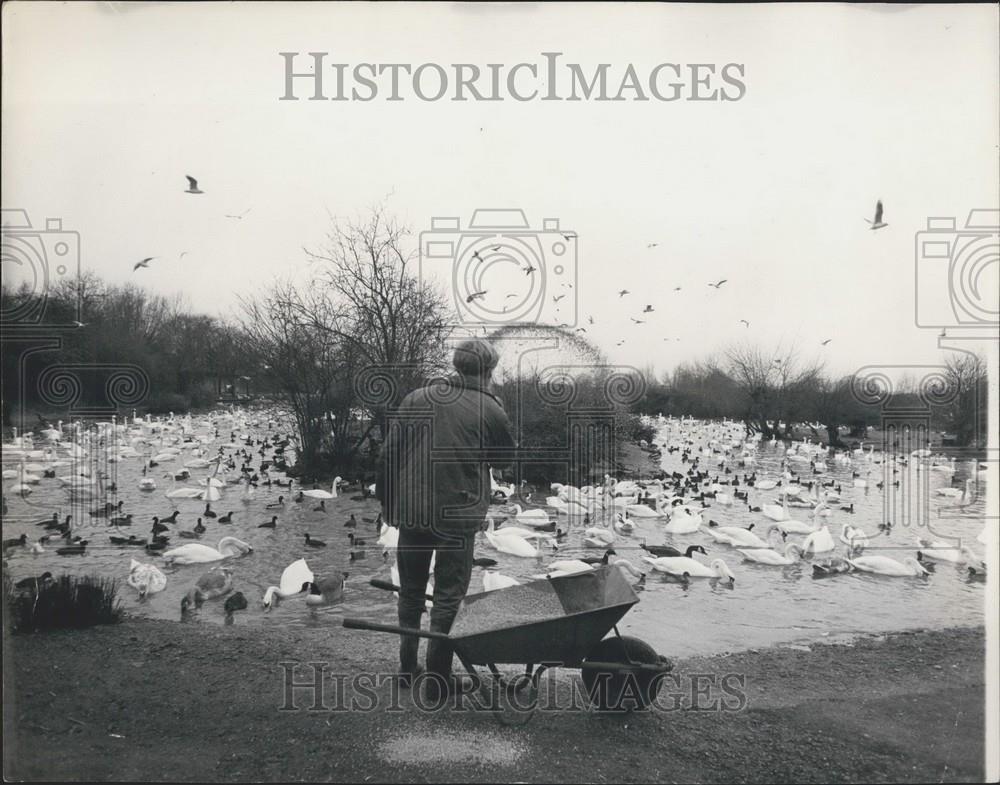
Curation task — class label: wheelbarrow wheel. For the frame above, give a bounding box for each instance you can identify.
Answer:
[582,635,668,713]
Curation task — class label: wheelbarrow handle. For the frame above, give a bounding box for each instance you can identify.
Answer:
[342,617,451,640]
[369,577,434,602]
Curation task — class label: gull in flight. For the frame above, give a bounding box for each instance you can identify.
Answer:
[133,257,155,272]
[505,293,517,299]
[524,265,536,275]
[643,305,654,313]
[472,250,483,262]
[618,289,630,297]
[179,251,188,259]
[821,339,832,346]
[647,242,659,248]
[865,200,888,230]
[225,208,252,220]
[575,327,587,332]
[673,287,682,292]
[588,316,594,324]
[72,321,88,329]
[708,279,728,289]
[740,320,750,327]
[491,245,501,251]
[562,234,576,242]
[466,291,487,303]
[630,317,645,324]
[184,175,204,194]
[553,294,566,303]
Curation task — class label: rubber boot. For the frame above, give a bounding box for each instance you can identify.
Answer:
[398,608,423,687]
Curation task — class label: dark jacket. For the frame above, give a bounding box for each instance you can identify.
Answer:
[378,376,515,534]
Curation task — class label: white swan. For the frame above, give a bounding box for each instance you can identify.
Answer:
[737,543,802,565]
[377,522,399,551]
[641,555,736,582]
[583,527,615,548]
[482,571,520,592]
[762,494,789,522]
[484,519,556,557]
[614,513,636,535]
[301,476,342,500]
[664,506,702,534]
[510,503,552,528]
[182,567,234,610]
[802,525,836,556]
[847,555,929,577]
[263,558,313,608]
[755,479,778,491]
[840,523,870,551]
[915,537,982,567]
[625,502,665,518]
[703,525,774,548]
[162,536,253,565]
[127,559,167,597]
[164,474,203,499]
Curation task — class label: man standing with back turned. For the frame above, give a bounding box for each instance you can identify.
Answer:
[378,338,515,704]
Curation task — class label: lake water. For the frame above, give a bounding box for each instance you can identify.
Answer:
[1,411,987,658]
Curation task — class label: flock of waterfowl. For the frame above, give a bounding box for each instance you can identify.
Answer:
[2,410,360,621]
[2,408,990,632]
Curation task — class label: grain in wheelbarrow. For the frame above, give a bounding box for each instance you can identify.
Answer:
[449,582,566,637]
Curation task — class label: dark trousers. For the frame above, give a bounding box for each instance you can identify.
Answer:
[396,525,475,678]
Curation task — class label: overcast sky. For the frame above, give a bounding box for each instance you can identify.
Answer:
[3,2,997,380]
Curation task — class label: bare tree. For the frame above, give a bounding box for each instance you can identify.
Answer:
[940,352,988,447]
[723,343,822,439]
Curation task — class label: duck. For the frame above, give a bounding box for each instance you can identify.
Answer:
[217,512,233,523]
[127,559,167,598]
[304,533,327,548]
[151,517,169,535]
[194,518,206,534]
[14,572,54,591]
[265,495,285,510]
[847,555,929,577]
[472,556,498,568]
[304,572,348,606]
[56,541,88,556]
[110,514,134,526]
[347,533,366,547]
[737,543,802,565]
[640,541,707,559]
[181,567,234,611]
[812,557,853,577]
[263,558,314,608]
[224,591,248,620]
[2,533,27,550]
[258,516,278,529]
[162,537,253,565]
[312,500,327,513]
[203,503,217,518]
[641,555,736,582]
[344,514,358,529]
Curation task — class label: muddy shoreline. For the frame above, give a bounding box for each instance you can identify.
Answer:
[3,617,984,783]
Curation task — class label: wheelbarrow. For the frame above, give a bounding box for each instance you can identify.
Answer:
[342,565,672,724]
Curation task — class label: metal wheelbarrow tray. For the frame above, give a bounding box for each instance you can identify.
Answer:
[343,565,673,722]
